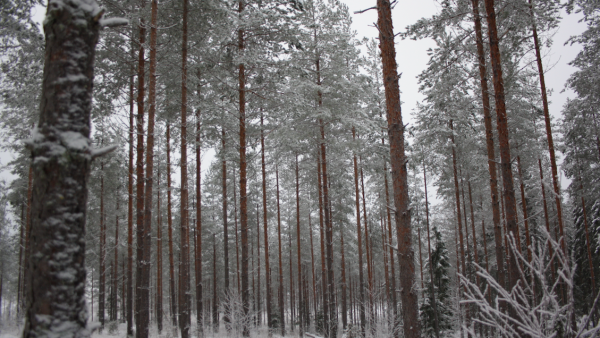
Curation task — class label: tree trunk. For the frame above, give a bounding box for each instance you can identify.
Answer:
[376,1,420,336]
[100,163,106,331]
[309,213,317,319]
[467,182,481,289]
[256,204,262,326]
[483,0,520,294]
[179,0,191,335]
[238,2,249,335]
[579,172,596,304]
[23,3,102,335]
[157,159,163,333]
[340,213,348,331]
[449,121,467,327]
[516,156,531,263]
[234,169,241,294]
[222,127,230,328]
[139,0,158,334]
[529,0,565,256]
[352,128,366,337]
[360,160,374,330]
[261,114,272,332]
[166,123,177,330]
[114,192,120,323]
[470,0,505,291]
[195,74,203,337]
[276,165,285,336]
[127,28,135,335]
[317,149,329,335]
[295,154,304,335]
[213,234,218,332]
[423,162,440,338]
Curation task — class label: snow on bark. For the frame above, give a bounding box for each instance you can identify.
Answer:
[22,1,124,337]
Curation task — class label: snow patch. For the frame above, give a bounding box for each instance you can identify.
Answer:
[60,131,89,151]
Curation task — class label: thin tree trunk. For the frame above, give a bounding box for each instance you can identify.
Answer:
[423,162,440,338]
[295,154,304,336]
[483,0,521,294]
[529,0,565,256]
[376,1,420,336]
[260,114,272,333]
[309,212,317,319]
[222,127,230,328]
[360,160,374,331]
[516,156,531,264]
[127,30,135,334]
[114,192,120,323]
[179,0,191,335]
[166,123,177,330]
[195,75,203,338]
[100,164,106,331]
[276,165,285,336]
[352,128,366,337]
[317,149,329,336]
[238,2,249,335]
[470,0,505,291]
[468,182,481,289]
[340,214,348,331]
[449,120,466,323]
[213,234,218,332]
[256,204,262,326]
[17,203,24,318]
[234,169,241,295]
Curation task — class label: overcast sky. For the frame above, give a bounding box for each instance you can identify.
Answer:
[1,1,588,189]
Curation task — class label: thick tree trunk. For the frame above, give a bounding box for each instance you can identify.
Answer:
[261,114,272,332]
[166,123,177,330]
[352,129,366,337]
[276,166,285,336]
[483,0,520,295]
[470,0,505,291]
[24,2,102,336]
[179,0,191,335]
[376,1,420,336]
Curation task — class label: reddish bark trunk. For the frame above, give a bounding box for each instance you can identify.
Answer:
[483,0,521,294]
[276,165,285,336]
[352,128,366,336]
[376,1,420,336]
[470,0,505,290]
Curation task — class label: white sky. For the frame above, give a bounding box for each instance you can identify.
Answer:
[0,1,587,196]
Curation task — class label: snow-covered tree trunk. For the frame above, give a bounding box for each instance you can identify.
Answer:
[23,0,105,337]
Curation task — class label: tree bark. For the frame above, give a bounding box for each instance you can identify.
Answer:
[222,127,230,327]
[423,162,440,338]
[100,164,106,330]
[127,29,135,335]
[179,0,191,335]
[156,166,163,334]
[261,114,272,332]
[238,1,249,335]
[195,74,203,338]
[295,154,304,335]
[276,165,285,336]
[316,149,329,335]
[376,1,420,336]
[166,123,178,330]
[113,191,120,323]
[352,128,366,337]
[529,0,565,255]
[24,2,102,336]
[483,0,520,295]
[470,0,505,291]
